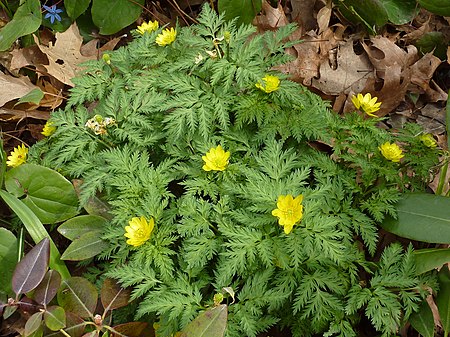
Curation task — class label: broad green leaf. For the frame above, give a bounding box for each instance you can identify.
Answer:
[418,0,450,16]
[0,228,18,296]
[44,311,86,337]
[5,164,79,224]
[57,277,98,318]
[0,0,42,51]
[381,193,450,243]
[379,0,417,24]
[34,270,62,305]
[101,278,131,311]
[25,311,44,336]
[416,32,447,60]
[414,248,450,275]
[334,0,388,32]
[437,266,450,336]
[44,306,66,331]
[12,238,49,296]
[73,180,112,219]
[110,322,151,337]
[15,88,44,106]
[0,190,70,280]
[218,0,262,26]
[58,215,107,241]
[61,231,108,261]
[64,0,91,20]
[180,304,227,337]
[28,325,44,337]
[409,300,435,337]
[91,0,145,35]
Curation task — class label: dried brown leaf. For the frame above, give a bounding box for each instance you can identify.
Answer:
[80,37,123,58]
[0,73,38,107]
[255,1,289,30]
[317,1,332,34]
[362,36,418,77]
[34,23,96,86]
[312,39,374,96]
[279,29,320,85]
[37,79,64,109]
[10,45,48,71]
[0,107,50,122]
[410,53,447,102]
[290,0,317,31]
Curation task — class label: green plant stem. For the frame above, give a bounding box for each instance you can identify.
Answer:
[446,90,450,150]
[436,160,449,196]
[17,227,24,263]
[58,329,71,337]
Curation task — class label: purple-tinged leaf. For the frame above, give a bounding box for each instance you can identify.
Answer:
[110,322,152,337]
[57,277,98,318]
[44,305,66,331]
[180,305,228,337]
[82,332,98,337]
[12,238,50,296]
[34,270,61,305]
[24,311,44,336]
[101,278,131,312]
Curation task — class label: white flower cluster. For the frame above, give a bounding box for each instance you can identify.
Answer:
[85,115,116,135]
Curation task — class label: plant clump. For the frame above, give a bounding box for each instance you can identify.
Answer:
[30,5,440,337]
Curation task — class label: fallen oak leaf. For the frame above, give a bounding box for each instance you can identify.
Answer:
[80,36,123,58]
[311,39,374,96]
[10,45,49,71]
[34,23,96,86]
[409,53,447,102]
[0,72,39,107]
[255,1,289,30]
[0,107,50,122]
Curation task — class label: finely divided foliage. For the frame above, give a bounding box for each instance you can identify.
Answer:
[30,5,440,337]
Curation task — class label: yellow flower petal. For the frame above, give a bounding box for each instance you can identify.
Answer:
[272,194,304,234]
[124,216,154,247]
[41,121,56,137]
[156,27,177,46]
[351,93,382,117]
[137,21,159,35]
[255,75,280,93]
[6,144,28,168]
[419,133,437,148]
[202,145,230,171]
[379,142,404,163]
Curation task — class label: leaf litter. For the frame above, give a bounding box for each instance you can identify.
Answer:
[0,0,448,161]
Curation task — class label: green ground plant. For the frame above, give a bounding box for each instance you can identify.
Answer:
[28,5,442,336]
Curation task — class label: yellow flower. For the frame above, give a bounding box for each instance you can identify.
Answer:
[202,145,230,171]
[351,93,382,117]
[272,194,304,234]
[124,216,154,247]
[419,133,437,148]
[379,142,404,162]
[137,20,159,35]
[156,27,177,46]
[41,121,56,137]
[6,144,28,167]
[255,75,280,93]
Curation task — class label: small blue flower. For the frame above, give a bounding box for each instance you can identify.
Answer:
[43,5,63,24]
